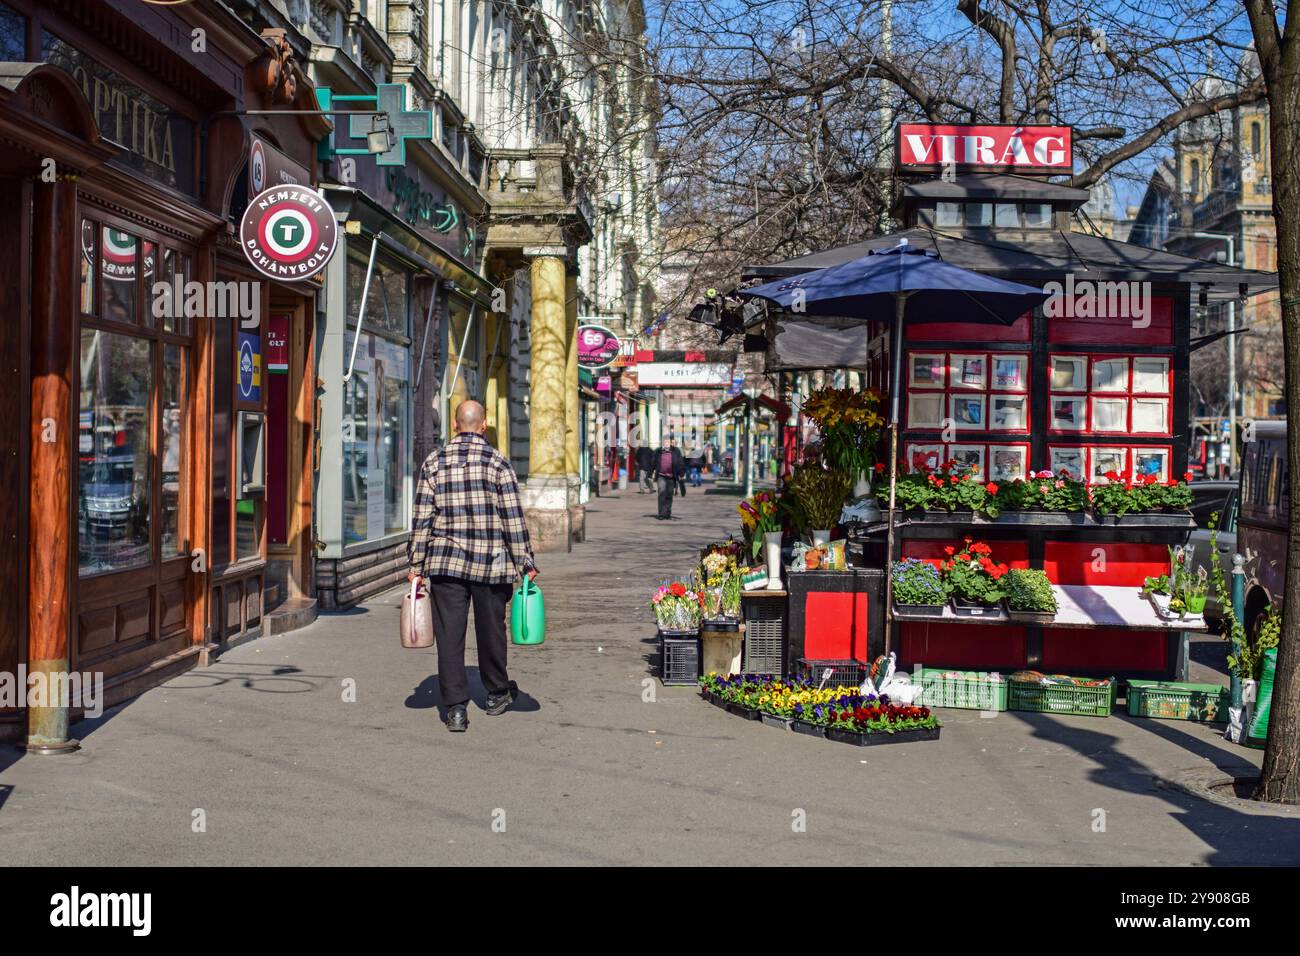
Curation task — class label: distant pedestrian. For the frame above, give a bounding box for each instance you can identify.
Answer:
[686,443,705,487]
[407,400,537,733]
[652,436,686,519]
[636,443,656,493]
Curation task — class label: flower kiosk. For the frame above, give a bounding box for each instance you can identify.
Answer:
[679,122,1276,731]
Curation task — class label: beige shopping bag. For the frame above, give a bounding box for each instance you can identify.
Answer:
[400,578,436,648]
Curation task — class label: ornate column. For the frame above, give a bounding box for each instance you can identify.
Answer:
[26,174,79,754]
[564,269,583,542]
[522,252,571,551]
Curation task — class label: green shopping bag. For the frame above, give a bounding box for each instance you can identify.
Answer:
[511,576,545,645]
[1246,648,1277,749]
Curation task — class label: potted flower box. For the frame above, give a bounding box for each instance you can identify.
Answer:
[890,558,948,617]
[726,701,762,720]
[950,597,1006,619]
[790,718,826,738]
[826,725,942,746]
[940,540,1009,619]
[1004,568,1058,624]
[760,712,793,730]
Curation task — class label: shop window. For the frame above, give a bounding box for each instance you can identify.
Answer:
[78,331,152,575]
[342,350,370,544]
[903,349,1030,435]
[348,254,410,338]
[160,344,187,559]
[159,248,192,335]
[235,412,265,561]
[994,203,1019,227]
[341,332,410,543]
[1021,203,1051,227]
[935,202,962,227]
[78,217,196,577]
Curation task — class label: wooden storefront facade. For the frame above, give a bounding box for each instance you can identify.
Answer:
[0,0,328,745]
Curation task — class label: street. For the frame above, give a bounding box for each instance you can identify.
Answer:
[1,481,1297,866]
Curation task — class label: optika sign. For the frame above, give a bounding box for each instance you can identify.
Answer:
[240,186,339,281]
[897,124,1072,170]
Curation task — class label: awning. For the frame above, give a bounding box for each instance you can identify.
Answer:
[714,393,790,419]
[743,226,1277,295]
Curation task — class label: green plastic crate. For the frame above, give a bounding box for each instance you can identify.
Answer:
[916,669,1008,711]
[1126,680,1229,722]
[1009,678,1116,717]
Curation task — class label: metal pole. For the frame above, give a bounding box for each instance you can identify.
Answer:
[343,234,380,384]
[745,400,755,498]
[883,294,909,648]
[447,305,478,400]
[1231,552,1246,707]
[1228,296,1237,475]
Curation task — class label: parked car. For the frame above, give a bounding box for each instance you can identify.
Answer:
[1186,479,1236,627]
[1236,420,1287,639]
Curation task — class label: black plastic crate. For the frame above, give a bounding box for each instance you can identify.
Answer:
[660,634,701,686]
[743,600,786,674]
[799,658,867,690]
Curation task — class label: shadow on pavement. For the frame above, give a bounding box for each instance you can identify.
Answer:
[1010,711,1300,864]
[404,667,542,721]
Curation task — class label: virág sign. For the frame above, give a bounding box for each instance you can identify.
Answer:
[897,124,1072,170]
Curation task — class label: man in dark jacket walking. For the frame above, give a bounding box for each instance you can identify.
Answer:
[635,443,656,493]
[408,400,537,733]
[652,436,686,520]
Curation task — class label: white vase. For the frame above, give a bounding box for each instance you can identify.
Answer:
[810,529,832,548]
[1242,679,1259,705]
[853,472,872,498]
[763,531,784,590]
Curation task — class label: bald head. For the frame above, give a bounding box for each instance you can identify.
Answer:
[454,400,488,435]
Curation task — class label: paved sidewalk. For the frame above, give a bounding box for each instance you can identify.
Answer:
[1,480,1297,866]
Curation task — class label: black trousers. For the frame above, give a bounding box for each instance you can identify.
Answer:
[426,576,513,708]
[657,476,675,517]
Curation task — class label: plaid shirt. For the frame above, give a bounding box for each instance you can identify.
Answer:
[407,432,537,584]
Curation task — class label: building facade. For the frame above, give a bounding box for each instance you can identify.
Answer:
[0,0,659,749]
[1128,51,1283,451]
[0,0,332,746]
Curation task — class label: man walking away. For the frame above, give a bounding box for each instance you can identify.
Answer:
[636,442,656,493]
[408,400,537,733]
[652,436,685,520]
[687,443,705,487]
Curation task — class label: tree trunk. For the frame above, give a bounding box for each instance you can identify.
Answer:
[1253,61,1300,804]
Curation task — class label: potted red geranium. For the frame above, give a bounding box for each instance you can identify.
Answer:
[942,538,1009,618]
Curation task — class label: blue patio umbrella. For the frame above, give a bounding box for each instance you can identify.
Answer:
[740,239,1049,634]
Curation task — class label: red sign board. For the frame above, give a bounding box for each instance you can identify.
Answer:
[267,312,290,373]
[897,124,1072,170]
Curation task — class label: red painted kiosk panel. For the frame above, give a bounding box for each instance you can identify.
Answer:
[900,622,1027,669]
[1047,296,1173,346]
[903,538,1030,568]
[907,312,1032,343]
[1043,541,1168,586]
[1041,628,1167,672]
[803,591,870,662]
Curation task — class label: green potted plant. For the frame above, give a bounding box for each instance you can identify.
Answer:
[941,539,1009,617]
[786,463,852,546]
[891,558,948,614]
[1003,568,1058,624]
[1141,572,1173,617]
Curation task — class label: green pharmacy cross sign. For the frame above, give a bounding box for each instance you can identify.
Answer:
[317,84,432,167]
